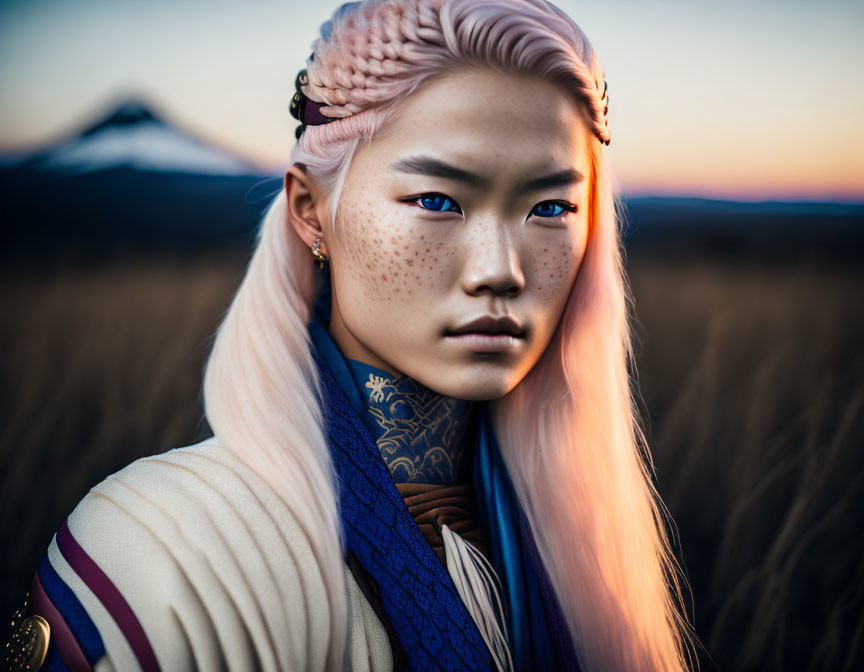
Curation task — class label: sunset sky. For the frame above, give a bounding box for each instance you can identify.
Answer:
[0,0,861,201]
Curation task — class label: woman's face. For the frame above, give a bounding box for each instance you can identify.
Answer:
[323,66,592,400]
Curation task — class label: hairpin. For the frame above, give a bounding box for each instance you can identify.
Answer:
[601,79,610,145]
[290,63,340,139]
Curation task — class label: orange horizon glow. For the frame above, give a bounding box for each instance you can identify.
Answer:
[0,0,861,203]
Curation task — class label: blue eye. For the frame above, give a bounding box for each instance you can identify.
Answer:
[531,201,571,218]
[416,193,462,214]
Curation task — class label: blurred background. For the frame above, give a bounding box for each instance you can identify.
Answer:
[1,1,862,670]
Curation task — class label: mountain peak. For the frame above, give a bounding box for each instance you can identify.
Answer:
[13,96,271,177]
[82,99,163,137]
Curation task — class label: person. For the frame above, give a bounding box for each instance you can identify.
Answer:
[7,0,700,670]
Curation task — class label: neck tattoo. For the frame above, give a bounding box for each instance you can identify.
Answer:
[347,358,475,485]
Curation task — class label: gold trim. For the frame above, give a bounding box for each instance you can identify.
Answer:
[6,613,51,671]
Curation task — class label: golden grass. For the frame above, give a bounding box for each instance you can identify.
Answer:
[628,258,864,671]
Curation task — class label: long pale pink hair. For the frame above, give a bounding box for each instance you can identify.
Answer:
[203,1,698,670]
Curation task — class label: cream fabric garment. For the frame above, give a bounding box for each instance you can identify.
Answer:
[53,436,393,672]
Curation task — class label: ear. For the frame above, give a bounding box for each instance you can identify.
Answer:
[284,165,329,254]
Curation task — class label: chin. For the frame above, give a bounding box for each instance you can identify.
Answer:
[426,366,520,402]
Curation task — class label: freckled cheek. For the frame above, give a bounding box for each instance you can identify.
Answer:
[336,208,449,303]
[525,237,582,298]
[331,207,392,304]
[401,233,456,292]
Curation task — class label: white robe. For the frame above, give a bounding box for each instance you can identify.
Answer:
[44,436,394,672]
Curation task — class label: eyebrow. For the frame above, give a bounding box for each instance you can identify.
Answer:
[389,155,584,194]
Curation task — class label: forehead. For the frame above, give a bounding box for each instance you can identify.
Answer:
[355,67,590,181]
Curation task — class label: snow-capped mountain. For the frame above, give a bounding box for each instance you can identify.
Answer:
[0,98,284,258]
[12,99,271,177]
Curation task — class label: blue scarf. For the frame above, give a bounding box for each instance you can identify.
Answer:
[307,268,580,671]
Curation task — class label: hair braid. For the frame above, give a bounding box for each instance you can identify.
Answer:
[300,0,610,144]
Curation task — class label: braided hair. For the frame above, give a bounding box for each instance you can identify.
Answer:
[292,0,610,146]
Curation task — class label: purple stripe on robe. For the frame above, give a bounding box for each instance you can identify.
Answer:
[57,519,161,672]
[30,571,93,672]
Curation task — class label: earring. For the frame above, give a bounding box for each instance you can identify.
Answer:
[311,236,329,269]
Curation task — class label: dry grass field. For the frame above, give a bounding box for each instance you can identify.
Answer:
[1,251,861,671]
[627,258,863,671]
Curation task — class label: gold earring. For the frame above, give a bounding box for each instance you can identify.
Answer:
[311,236,329,269]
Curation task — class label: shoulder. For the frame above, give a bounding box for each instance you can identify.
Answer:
[26,437,338,672]
[76,435,323,573]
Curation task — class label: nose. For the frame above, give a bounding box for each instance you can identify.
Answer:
[460,222,525,297]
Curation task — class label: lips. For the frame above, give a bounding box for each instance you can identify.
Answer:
[446,314,525,338]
